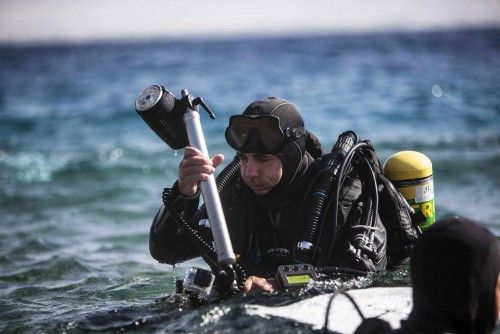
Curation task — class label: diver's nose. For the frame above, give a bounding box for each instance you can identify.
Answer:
[244,158,259,178]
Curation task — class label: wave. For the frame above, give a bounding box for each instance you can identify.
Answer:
[0,256,91,285]
[0,143,179,184]
[0,150,70,183]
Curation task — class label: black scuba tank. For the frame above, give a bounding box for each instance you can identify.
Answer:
[294,131,358,263]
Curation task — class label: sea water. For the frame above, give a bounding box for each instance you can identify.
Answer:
[1,28,499,333]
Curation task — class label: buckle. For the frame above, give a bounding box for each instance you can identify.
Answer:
[285,127,305,139]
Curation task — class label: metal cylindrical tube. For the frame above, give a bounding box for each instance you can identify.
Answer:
[183,110,236,265]
[383,151,435,230]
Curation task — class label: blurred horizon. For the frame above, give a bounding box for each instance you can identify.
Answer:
[1,0,500,45]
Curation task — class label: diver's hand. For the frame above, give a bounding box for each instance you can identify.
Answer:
[178,146,224,197]
[243,275,276,293]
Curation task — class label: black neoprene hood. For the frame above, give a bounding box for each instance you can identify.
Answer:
[242,97,304,129]
[408,217,500,334]
[236,97,308,186]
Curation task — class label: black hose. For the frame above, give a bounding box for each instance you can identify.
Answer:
[323,289,365,334]
[356,159,375,239]
[295,131,358,263]
[351,155,379,259]
[322,147,381,267]
[171,208,248,290]
[214,158,248,289]
[171,209,219,268]
[321,142,368,266]
[297,169,338,261]
[363,154,379,230]
[216,158,241,193]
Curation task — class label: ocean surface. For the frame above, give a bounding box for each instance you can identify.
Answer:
[1,28,499,333]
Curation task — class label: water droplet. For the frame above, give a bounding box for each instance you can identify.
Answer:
[172,264,177,290]
[173,150,178,156]
[432,84,443,97]
[111,147,123,159]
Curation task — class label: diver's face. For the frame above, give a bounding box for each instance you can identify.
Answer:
[238,152,282,195]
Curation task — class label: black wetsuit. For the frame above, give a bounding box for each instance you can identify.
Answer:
[149,151,387,277]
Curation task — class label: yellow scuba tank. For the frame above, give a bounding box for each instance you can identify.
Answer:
[383,151,435,230]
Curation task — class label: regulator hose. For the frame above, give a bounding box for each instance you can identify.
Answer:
[323,289,366,334]
[171,207,248,291]
[216,158,241,193]
[322,143,379,266]
[214,158,248,290]
[363,153,379,233]
[295,131,358,263]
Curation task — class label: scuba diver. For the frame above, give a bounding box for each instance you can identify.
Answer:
[394,217,500,334]
[149,97,419,293]
[355,217,500,334]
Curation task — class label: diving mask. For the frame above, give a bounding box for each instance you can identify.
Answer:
[225,114,305,153]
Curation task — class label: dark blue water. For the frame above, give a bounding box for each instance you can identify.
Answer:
[1,29,500,333]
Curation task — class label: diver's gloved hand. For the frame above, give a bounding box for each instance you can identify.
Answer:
[178,146,224,196]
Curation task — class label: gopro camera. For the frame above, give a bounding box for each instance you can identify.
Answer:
[179,267,215,297]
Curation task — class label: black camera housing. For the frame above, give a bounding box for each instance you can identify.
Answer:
[135,85,189,149]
